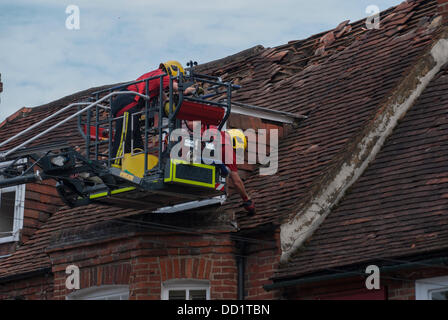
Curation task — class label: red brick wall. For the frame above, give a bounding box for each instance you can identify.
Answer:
[0,275,53,300]
[48,233,239,300]
[0,242,16,257]
[23,180,63,242]
[49,237,138,300]
[387,268,448,300]
[282,267,448,300]
[228,113,290,181]
[284,277,383,300]
[244,229,282,300]
[0,227,286,300]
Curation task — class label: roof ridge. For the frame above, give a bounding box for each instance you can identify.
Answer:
[196,45,265,72]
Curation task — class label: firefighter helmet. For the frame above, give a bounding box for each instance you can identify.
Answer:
[227,129,247,150]
[160,60,184,77]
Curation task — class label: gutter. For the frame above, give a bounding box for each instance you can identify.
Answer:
[231,101,307,125]
[0,267,52,284]
[264,257,448,291]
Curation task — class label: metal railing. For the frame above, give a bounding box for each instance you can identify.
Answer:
[82,73,168,175]
[0,102,107,150]
[80,70,240,178]
[0,91,149,160]
[1,69,240,181]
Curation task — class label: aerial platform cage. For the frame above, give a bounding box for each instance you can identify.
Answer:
[0,62,240,210]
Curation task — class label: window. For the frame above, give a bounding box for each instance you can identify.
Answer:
[161,280,210,300]
[0,160,26,244]
[415,276,448,300]
[66,285,129,300]
[0,185,25,244]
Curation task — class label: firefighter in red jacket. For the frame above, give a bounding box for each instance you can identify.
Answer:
[198,124,255,215]
[111,61,194,168]
[222,129,256,215]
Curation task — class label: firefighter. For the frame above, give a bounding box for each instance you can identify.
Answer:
[192,123,255,215]
[111,61,195,168]
[224,129,255,216]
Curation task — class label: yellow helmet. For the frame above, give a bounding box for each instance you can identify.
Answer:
[160,60,184,77]
[227,129,247,150]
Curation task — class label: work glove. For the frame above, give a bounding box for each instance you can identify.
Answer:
[190,84,204,96]
[242,199,256,216]
[196,86,205,96]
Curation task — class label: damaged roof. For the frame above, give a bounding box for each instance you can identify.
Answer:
[274,62,448,281]
[0,0,447,281]
[219,0,442,229]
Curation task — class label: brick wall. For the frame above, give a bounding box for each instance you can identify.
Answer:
[48,233,240,300]
[0,242,16,257]
[0,275,53,300]
[23,180,63,242]
[244,229,282,300]
[284,277,380,300]
[0,224,288,301]
[282,267,448,300]
[387,268,448,300]
[228,113,290,181]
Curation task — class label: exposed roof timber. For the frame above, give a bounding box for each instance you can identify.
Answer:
[231,101,307,125]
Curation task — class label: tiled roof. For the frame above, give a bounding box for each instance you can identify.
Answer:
[0,204,144,280]
[274,63,448,280]
[0,85,114,151]
[216,0,441,229]
[0,0,445,280]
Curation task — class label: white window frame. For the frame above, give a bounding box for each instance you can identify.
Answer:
[66,285,129,300]
[415,276,448,300]
[161,280,210,300]
[0,184,25,244]
[0,159,26,244]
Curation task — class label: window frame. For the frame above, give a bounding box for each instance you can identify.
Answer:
[161,280,210,300]
[66,285,130,300]
[415,275,448,300]
[0,184,25,244]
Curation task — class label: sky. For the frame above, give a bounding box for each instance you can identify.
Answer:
[0,0,402,122]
